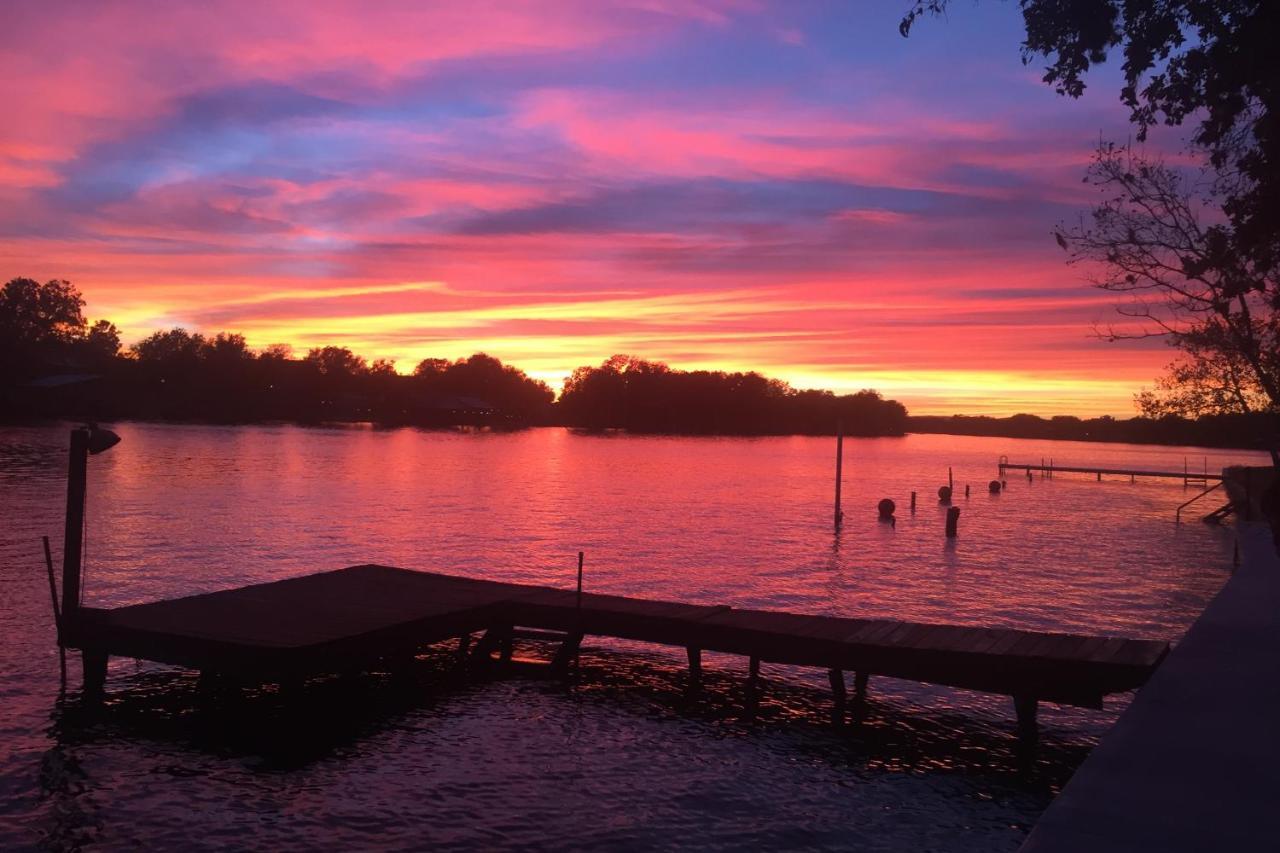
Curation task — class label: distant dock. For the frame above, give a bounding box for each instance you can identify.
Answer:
[65,565,1167,740]
[999,460,1222,483]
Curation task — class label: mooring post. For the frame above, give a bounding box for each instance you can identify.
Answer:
[687,647,702,684]
[854,671,869,700]
[948,466,953,491]
[748,656,760,687]
[964,484,970,498]
[910,491,917,511]
[61,428,89,636]
[945,506,960,537]
[834,419,844,532]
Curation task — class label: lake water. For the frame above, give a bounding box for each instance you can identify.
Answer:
[0,424,1267,851]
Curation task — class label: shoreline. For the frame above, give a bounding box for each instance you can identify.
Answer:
[3,415,1275,453]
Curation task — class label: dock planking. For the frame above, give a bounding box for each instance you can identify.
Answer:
[66,564,1168,736]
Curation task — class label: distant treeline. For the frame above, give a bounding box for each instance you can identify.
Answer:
[909,413,1280,451]
[1,278,907,435]
[559,355,908,435]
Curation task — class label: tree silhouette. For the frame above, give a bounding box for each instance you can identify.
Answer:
[1056,143,1278,425]
[902,0,1280,273]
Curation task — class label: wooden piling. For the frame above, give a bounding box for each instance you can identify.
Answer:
[854,671,869,699]
[948,466,954,490]
[61,429,89,632]
[945,506,960,537]
[829,669,846,706]
[687,646,702,683]
[910,491,917,511]
[1014,694,1038,742]
[748,655,760,686]
[82,648,107,699]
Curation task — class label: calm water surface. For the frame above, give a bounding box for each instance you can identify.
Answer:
[0,424,1266,851]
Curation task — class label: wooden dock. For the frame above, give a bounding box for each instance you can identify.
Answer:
[66,565,1168,738]
[999,461,1221,483]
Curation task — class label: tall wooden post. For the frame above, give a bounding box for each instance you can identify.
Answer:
[61,428,89,633]
[833,419,844,531]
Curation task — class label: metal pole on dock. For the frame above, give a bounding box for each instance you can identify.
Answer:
[834,419,844,532]
[576,551,584,610]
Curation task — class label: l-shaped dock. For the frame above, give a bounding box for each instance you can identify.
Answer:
[67,564,1168,739]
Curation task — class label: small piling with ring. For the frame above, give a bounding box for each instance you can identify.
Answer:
[945,506,960,537]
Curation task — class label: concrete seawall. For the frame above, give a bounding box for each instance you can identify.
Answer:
[1022,498,1279,850]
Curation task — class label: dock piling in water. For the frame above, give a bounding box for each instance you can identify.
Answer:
[945,507,960,537]
[833,420,844,532]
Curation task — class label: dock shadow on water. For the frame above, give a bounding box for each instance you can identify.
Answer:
[36,642,1093,852]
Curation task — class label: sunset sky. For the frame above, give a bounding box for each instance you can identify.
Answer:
[1,1,1180,415]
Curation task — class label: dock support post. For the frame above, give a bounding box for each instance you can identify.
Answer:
[61,429,90,635]
[828,669,846,707]
[1014,694,1038,743]
[1097,471,1102,482]
[82,648,107,699]
[748,656,760,688]
[550,632,584,676]
[499,629,514,664]
[910,491,916,512]
[687,647,702,685]
[854,671,868,699]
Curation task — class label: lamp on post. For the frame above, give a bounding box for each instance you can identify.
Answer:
[60,424,120,640]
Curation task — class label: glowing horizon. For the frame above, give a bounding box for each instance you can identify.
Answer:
[2,2,1179,416]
